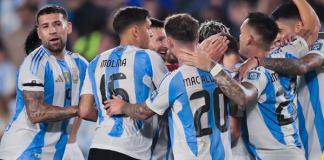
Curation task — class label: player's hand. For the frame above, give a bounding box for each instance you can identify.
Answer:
[104,95,125,116]
[178,48,214,71]
[198,34,229,62]
[271,33,296,49]
[237,57,259,81]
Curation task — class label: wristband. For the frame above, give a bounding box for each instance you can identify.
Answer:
[210,63,223,76]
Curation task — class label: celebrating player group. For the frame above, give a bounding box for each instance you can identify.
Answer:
[0,0,323,159]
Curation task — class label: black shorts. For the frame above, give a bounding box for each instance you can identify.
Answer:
[88,148,139,160]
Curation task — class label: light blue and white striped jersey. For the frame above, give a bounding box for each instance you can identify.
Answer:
[146,65,231,160]
[269,36,310,101]
[296,39,324,159]
[0,46,88,160]
[242,66,302,159]
[81,45,168,160]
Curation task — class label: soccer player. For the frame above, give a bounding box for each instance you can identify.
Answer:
[0,5,88,159]
[148,18,174,160]
[106,13,234,160]
[179,12,305,160]
[149,18,178,72]
[198,20,243,160]
[78,7,168,160]
[237,1,322,159]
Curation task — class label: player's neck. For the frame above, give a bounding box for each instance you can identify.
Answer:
[120,37,140,48]
[253,46,269,58]
[50,50,64,60]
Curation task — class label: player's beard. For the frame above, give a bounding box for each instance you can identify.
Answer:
[44,38,66,53]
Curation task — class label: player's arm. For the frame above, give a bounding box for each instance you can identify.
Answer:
[78,94,97,122]
[259,54,323,75]
[238,53,324,80]
[212,69,258,107]
[23,90,78,124]
[105,95,155,120]
[293,0,321,46]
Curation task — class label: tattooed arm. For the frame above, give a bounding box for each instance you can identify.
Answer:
[23,91,78,124]
[213,70,258,108]
[105,95,155,120]
[259,53,323,75]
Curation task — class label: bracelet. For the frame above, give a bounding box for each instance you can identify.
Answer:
[210,63,223,76]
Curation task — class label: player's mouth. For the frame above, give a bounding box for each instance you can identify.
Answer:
[49,37,60,43]
[158,48,168,55]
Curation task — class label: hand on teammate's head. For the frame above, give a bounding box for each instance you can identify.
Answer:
[198,34,229,62]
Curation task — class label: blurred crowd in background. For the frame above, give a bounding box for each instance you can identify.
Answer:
[0,0,323,158]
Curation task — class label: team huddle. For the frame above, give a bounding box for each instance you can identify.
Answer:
[0,0,323,159]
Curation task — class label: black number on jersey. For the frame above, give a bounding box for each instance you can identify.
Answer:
[65,88,71,100]
[276,101,294,126]
[214,88,229,133]
[191,90,212,137]
[191,88,229,137]
[99,73,130,105]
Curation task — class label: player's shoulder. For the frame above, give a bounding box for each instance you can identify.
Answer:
[245,66,268,81]
[22,46,51,70]
[310,38,324,51]
[67,51,89,64]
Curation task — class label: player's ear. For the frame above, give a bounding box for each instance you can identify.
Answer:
[132,25,139,38]
[294,20,303,33]
[166,37,174,49]
[36,26,42,40]
[67,22,72,34]
[247,34,253,46]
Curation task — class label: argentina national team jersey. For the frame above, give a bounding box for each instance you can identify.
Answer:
[268,36,309,103]
[0,46,88,160]
[81,45,168,160]
[242,66,303,159]
[146,65,231,160]
[296,39,324,159]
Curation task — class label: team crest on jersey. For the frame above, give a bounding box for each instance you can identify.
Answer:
[63,72,70,83]
[247,71,260,80]
[72,68,78,83]
[150,90,158,101]
[311,41,323,51]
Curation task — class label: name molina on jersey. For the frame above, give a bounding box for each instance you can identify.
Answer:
[100,59,127,68]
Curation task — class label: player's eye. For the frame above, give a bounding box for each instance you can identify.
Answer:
[41,25,48,29]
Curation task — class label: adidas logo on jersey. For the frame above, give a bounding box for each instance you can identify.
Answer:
[55,75,64,82]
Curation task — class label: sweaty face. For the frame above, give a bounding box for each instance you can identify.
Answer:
[275,19,296,43]
[37,13,71,53]
[137,18,151,49]
[239,19,253,59]
[148,27,168,61]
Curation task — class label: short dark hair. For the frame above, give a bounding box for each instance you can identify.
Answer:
[221,33,238,55]
[36,5,68,25]
[199,20,230,43]
[247,12,279,49]
[150,18,164,28]
[164,13,199,42]
[113,7,149,35]
[271,2,301,21]
[25,27,41,55]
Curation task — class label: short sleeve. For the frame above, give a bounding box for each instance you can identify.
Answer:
[242,68,268,97]
[20,57,46,92]
[80,69,93,95]
[308,39,324,58]
[147,50,168,87]
[146,72,178,115]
